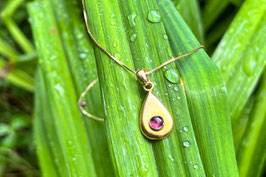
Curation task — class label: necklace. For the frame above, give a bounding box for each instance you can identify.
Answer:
[79,0,203,140]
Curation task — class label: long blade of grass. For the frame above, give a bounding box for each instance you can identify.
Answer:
[28,1,97,176]
[34,68,68,177]
[236,71,266,177]
[3,18,34,54]
[158,0,238,176]
[0,60,34,92]
[212,0,266,129]
[202,0,230,30]
[233,97,254,148]
[44,0,114,175]
[171,0,204,43]
[0,37,18,60]
[28,0,114,176]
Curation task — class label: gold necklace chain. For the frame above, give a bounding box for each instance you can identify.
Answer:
[80,0,204,122]
[81,0,203,76]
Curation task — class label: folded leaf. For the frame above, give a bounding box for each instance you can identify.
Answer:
[159,0,238,176]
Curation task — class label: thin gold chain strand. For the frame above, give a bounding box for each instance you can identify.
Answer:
[82,0,203,76]
[82,0,136,75]
[146,46,204,75]
[78,78,104,121]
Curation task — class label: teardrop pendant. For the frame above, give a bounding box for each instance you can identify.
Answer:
[140,92,174,140]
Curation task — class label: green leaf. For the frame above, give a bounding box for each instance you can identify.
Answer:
[0,0,25,18]
[202,0,230,30]
[34,68,69,177]
[159,0,238,176]
[28,0,113,176]
[10,115,30,130]
[171,0,204,43]
[212,0,266,128]
[3,18,34,54]
[205,12,235,54]
[0,124,9,136]
[233,97,254,148]
[236,71,266,177]
[0,61,35,92]
[0,37,18,60]
[28,1,97,176]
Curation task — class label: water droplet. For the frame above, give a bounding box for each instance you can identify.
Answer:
[72,157,76,161]
[167,47,172,57]
[147,10,161,23]
[243,55,257,76]
[177,96,181,100]
[183,141,190,148]
[220,86,227,94]
[164,68,180,84]
[168,154,174,161]
[128,13,137,27]
[80,53,87,59]
[111,21,115,26]
[113,42,117,48]
[130,34,137,41]
[183,126,188,132]
[77,33,84,39]
[221,66,227,72]
[193,164,199,169]
[115,53,121,59]
[163,34,168,40]
[174,87,178,91]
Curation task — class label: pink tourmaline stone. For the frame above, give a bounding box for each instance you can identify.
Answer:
[80,101,87,107]
[149,116,164,131]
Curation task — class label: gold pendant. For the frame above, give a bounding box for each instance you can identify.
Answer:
[137,69,174,140]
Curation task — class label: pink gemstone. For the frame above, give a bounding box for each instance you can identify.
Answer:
[80,101,87,107]
[149,116,164,131]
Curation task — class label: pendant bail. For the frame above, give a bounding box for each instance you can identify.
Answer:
[136,69,154,92]
[136,69,149,85]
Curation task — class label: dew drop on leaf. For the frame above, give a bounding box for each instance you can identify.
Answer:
[163,34,168,40]
[183,126,188,132]
[243,55,257,76]
[80,53,87,59]
[130,34,137,41]
[183,141,190,148]
[164,68,180,84]
[147,10,161,23]
[113,43,117,48]
[128,13,137,27]
[193,164,199,169]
